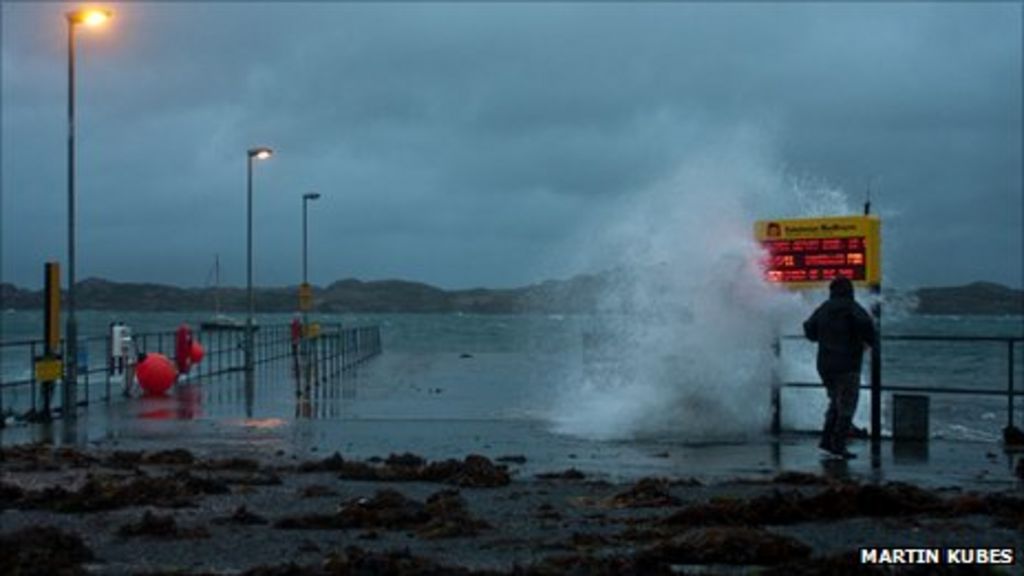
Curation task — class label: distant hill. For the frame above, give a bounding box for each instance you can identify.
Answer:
[1,276,1021,315]
[911,282,1023,316]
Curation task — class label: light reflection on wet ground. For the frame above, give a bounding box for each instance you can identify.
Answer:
[1,351,1020,491]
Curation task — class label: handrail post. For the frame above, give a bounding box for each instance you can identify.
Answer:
[771,336,781,435]
[0,345,4,426]
[870,285,882,457]
[82,339,89,407]
[104,333,111,402]
[1009,340,1016,431]
[30,341,37,415]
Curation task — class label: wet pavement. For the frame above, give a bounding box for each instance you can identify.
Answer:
[1,350,1021,491]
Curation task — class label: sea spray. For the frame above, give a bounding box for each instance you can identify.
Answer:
[549,130,853,440]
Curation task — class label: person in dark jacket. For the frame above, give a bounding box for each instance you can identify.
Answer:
[803,277,876,458]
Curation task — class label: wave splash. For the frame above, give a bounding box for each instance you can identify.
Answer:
[549,128,851,441]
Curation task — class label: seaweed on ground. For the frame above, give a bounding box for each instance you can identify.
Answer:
[117,510,210,539]
[602,477,680,509]
[772,471,833,485]
[385,452,427,468]
[417,489,491,539]
[275,488,489,539]
[299,484,339,498]
[213,505,269,525]
[207,547,495,576]
[142,449,196,466]
[419,455,511,487]
[534,502,561,521]
[17,471,228,512]
[0,525,95,576]
[0,443,96,472]
[213,470,283,486]
[296,452,510,487]
[663,482,948,526]
[535,468,585,480]
[105,450,145,469]
[0,482,24,509]
[321,546,489,576]
[634,526,812,567]
[522,553,661,576]
[200,457,263,471]
[336,488,431,529]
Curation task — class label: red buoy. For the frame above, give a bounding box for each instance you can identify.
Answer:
[136,353,178,395]
[189,341,205,364]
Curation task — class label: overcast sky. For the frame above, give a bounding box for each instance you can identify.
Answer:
[1,2,1020,290]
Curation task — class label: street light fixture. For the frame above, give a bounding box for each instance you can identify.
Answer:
[64,6,112,416]
[68,9,111,26]
[245,147,273,378]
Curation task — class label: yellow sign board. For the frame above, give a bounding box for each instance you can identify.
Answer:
[303,322,321,339]
[753,215,881,289]
[34,357,63,382]
[298,282,312,311]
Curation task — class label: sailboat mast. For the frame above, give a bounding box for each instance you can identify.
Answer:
[214,254,221,315]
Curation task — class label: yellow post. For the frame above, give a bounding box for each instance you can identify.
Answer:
[34,262,62,417]
[298,282,312,312]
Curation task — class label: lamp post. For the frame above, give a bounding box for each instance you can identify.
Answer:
[302,193,321,286]
[300,192,320,333]
[64,8,111,415]
[298,193,320,395]
[246,147,273,379]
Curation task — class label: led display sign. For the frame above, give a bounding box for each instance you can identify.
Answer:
[753,215,881,289]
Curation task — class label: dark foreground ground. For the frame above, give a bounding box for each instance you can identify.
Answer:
[2,444,1024,575]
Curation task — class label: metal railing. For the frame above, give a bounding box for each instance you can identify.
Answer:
[775,334,1023,434]
[0,323,382,424]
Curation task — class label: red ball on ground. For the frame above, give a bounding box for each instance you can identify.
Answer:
[136,353,178,395]
[189,341,204,364]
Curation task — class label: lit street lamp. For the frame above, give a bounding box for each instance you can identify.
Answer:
[246,147,273,378]
[64,7,112,415]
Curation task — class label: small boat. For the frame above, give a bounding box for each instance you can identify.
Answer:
[199,255,252,332]
[200,313,248,332]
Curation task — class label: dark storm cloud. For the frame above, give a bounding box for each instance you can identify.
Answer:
[1,2,1020,289]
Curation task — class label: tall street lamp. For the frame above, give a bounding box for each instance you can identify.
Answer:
[299,192,321,332]
[246,147,273,378]
[64,7,112,414]
[302,192,321,287]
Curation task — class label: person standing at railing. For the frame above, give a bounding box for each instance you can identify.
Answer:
[803,276,877,459]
